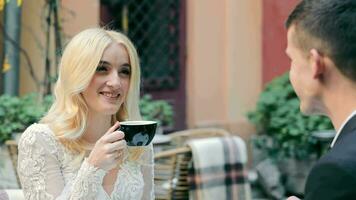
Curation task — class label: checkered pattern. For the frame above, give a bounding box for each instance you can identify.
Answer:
[187,136,251,200]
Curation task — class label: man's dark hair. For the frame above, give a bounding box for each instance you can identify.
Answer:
[286,0,356,81]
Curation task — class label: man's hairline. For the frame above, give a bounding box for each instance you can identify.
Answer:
[288,22,331,58]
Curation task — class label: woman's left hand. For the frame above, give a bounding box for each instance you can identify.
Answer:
[87,122,127,171]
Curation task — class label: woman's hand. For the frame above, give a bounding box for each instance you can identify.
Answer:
[87,121,127,171]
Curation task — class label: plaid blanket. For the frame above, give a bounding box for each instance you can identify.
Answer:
[187,136,251,200]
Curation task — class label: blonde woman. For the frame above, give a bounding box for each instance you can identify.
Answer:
[17,28,154,200]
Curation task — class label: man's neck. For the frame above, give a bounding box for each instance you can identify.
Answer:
[324,80,356,131]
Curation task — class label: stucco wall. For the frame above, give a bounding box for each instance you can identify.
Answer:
[20,0,99,95]
[186,0,262,138]
[262,0,299,84]
[186,0,227,127]
[20,0,47,95]
[61,0,100,37]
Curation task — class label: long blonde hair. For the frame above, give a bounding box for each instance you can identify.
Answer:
[41,28,141,153]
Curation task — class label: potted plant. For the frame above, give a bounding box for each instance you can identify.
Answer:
[248,72,333,195]
[0,93,53,144]
[139,94,174,133]
[0,93,173,144]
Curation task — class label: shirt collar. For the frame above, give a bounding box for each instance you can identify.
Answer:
[330,110,356,148]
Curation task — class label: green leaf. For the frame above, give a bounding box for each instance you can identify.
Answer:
[247,72,333,160]
[0,93,54,144]
[139,94,174,127]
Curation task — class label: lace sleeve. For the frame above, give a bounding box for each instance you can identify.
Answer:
[137,143,155,200]
[17,124,107,200]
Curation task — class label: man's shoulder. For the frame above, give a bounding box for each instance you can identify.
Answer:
[327,128,356,163]
[305,156,356,200]
[309,134,356,181]
[306,130,356,182]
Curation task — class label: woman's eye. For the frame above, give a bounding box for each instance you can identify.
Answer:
[119,67,131,76]
[96,66,108,72]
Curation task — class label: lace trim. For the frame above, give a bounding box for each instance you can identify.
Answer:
[70,159,106,199]
[112,161,144,200]
[18,125,55,200]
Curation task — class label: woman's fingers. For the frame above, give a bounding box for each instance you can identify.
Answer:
[106,140,127,153]
[87,122,127,171]
[106,121,120,134]
[103,130,125,143]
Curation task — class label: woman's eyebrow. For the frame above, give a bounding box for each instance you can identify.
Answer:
[122,63,131,68]
[98,60,111,66]
[99,60,131,68]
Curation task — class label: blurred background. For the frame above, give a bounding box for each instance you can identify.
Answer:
[1,1,336,199]
[0,0,300,136]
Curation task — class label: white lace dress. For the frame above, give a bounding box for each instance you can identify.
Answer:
[17,123,154,200]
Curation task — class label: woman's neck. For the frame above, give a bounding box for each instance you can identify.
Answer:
[83,112,112,144]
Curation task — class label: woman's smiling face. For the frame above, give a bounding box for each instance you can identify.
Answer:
[82,42,131,116]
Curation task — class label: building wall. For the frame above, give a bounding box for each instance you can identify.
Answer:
[20,0,47,95]
[262,0,300,84]
[186,0,227,128]
[20,0,99,95]
[226,0,262,139]
[186,0,262,139]
[61,0,100,37]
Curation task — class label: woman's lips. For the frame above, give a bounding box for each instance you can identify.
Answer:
[100,92,120,102]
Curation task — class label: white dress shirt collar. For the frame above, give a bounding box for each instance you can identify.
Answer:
[330,110,356,148]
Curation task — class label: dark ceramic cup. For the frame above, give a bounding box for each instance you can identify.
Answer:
[119,120,157,146]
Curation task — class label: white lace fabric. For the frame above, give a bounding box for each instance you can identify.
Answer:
[17,123,154,200]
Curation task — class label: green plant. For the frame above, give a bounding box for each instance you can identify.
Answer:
[139,94,174,127]
[0,93,173,144]
[248,73,333,160]
[0,93,53,144]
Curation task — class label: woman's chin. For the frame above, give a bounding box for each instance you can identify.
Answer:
[101,105,121,115]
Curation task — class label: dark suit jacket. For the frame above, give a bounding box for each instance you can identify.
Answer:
[304,115,356,199]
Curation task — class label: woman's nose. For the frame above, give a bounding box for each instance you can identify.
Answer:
[106,73,121,88]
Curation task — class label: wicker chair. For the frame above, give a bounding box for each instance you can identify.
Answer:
[154,146,191,200]
[168,128,230,146]
[154,128,230,200]
[5,140,21,187]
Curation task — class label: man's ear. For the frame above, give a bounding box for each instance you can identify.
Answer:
[310,48,325,79]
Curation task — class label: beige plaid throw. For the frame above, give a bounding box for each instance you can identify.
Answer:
[187,136,251,200]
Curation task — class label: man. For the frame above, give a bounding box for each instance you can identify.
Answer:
[285,0,356,199]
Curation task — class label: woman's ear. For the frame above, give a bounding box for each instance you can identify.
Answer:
[310,49,325,79]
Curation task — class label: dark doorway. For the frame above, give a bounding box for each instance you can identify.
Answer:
[100,0,186,131]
